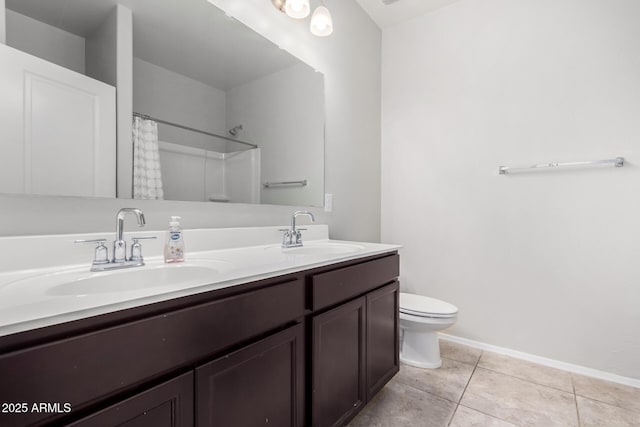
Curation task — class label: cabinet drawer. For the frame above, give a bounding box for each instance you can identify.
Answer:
[68,372,193,427]
[311,254,399,311]
[0,278,303,427]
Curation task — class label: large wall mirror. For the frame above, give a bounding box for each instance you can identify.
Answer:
[1,0,325,207]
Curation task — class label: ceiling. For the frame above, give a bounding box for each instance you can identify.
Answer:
[354,0,463,29]
[5,0,300,90]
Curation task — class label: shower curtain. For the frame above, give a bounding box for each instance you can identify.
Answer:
[132,116,164,200]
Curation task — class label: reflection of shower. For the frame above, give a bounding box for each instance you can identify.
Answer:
[228,125,243,136]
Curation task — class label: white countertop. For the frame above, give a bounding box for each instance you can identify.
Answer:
[0,226,400,338]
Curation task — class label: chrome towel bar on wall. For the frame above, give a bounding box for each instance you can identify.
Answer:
[499,157,625,175]
[263,180,308,188]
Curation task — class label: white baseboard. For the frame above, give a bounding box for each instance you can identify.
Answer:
[439,333,640,389]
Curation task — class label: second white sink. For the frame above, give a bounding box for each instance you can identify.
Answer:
[267,242,365,256]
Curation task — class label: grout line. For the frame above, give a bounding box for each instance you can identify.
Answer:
[475,350,483,367]
[473,365,574,394]
[394,378,460,405]
[457,404,521,427]
[573,394,640,416]
[441,354,478,368]
[460,404,522,427]
[446,404,459,427]
[573,376,582,427]
[458,355,480,405]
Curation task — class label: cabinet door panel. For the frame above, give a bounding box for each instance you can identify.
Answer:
[196,324,304,427]
[0,43,116,197]
[68,372,193,427]
[312,297,366,427]
[366,281,399,400]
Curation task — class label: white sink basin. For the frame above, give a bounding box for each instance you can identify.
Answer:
[46,264,225,296]
[1,260,233,301]
[267,242,365,256]
[0,259,235,331]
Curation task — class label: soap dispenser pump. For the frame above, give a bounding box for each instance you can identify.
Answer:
[164,216,185,263]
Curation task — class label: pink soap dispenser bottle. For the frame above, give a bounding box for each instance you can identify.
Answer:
[164,216,185,263]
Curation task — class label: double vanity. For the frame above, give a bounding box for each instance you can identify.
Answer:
[0,219,400,427]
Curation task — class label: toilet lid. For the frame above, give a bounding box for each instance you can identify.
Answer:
[399,293,458,317]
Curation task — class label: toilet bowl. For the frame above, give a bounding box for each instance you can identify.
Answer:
[399,293,458,369]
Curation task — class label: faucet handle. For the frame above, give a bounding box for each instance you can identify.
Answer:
[130,236,157,262]
[75,239,109,265]
[280,229,294,247]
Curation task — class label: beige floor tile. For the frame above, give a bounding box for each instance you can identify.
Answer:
[440,340,482,366]
[573,374,640,413]
[347,379,456,427]
[577,396,640,427]
[460,368,578,427]
[449,405,518,427]
[394,359,475,402]
[477,351,573,392]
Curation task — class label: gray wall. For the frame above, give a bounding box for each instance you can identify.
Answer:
[6,10,85,74]
[0,0,6,44]
[0,0,382,242]
[85,7,118,86]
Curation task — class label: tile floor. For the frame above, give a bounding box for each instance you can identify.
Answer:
[348,340,640,427]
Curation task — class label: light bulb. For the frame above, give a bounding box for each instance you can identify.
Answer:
[310,5,333,37]
[285,0,310,19]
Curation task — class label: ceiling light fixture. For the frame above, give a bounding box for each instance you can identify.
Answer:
[272,0,334,37]
[285,0,311,19]
[310,2,333,37]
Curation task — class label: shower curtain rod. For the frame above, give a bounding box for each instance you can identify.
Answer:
[133,112,258,149]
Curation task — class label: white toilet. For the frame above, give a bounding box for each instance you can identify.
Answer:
[399,292,458,369]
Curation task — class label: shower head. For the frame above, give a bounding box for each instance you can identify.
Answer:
[228,125,243,136]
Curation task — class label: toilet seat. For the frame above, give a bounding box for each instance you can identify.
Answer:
[400,293,458,319]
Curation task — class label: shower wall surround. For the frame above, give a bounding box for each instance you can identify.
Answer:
[381,0,640,380]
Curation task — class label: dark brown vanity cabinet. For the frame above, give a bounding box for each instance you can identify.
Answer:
[0,252,399,427]
[311,282,399,427]
[196,324,304,427]
[365,283,400,401]
[312,297,367,427]
[311,256,400,427]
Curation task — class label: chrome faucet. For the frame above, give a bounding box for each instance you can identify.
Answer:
[282,211,315,248]
[75,208,155,271]
[114,208,146,262]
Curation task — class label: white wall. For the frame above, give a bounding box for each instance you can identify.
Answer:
[5,10,85,74]
[0,0,5,44]
[0,0,381,241]
[133,57,228,152]
[381,0,640,379]
[226,63,324,207]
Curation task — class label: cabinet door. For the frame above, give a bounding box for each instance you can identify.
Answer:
[366,281,400,400]
[68,372,193,427]
[312,297,366,427]
[0,43,116,198]
[196,324,304,427]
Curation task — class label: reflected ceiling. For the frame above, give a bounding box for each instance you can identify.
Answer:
[6,0,299,89]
